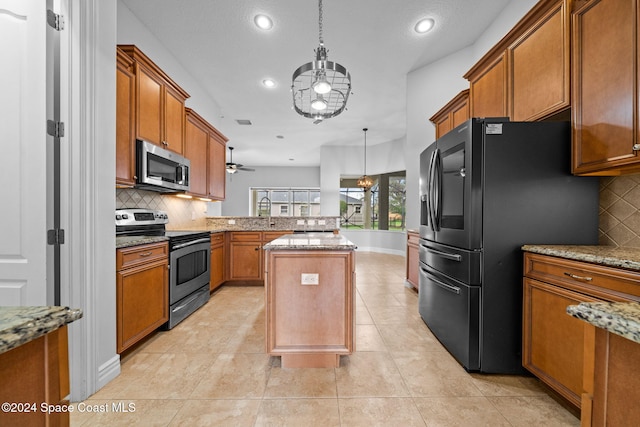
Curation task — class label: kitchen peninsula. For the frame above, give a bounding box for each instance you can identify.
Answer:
[263,232,356,368]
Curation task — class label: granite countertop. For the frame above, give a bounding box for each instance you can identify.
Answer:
[0,306,83,354]
[116,235,168,249]
[263,232,356,251]
[522,245,640,271]
[567,302,640,344]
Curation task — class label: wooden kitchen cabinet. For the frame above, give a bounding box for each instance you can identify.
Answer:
[116,47,136,187]
[464,0,570,121]
[507,0,570,121]
[429,90,469,138]
[119,45,189,155]
[522,252,640,411]
[184,108,228,200]
[571,0,640,175]
[116,242,169,353]
[406,231,419,291]
[210,232,226,291]
[227,231,294,284]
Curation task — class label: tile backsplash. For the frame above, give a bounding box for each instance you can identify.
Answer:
[600,176,640,247]
[116,188,210,229]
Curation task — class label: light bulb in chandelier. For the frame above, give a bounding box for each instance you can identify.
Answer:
[311,96,328,111]
[312,73,332,94]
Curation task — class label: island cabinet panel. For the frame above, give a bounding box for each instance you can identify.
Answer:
[508,0,569,121]
[572,0,639,175]
[265,250,355,368]
[0,326,70,427]
[116,48,136,187]
[116,242,168,353]
[522,251,640,412]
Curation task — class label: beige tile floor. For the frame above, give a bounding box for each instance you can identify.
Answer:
[71,252,580,426]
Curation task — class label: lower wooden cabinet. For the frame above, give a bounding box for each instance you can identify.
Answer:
[116,242,168,353]
[0,326,70,427]
[210,232,226,291]
[522,252,640,411]
[227,231,293,284]
[406,231,419,291]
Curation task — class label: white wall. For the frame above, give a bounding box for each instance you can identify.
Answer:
[117,1,222,127]
[404,0,539,229]
[221,166,320,216]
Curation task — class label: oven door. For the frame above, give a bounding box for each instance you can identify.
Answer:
[169,240,210,305]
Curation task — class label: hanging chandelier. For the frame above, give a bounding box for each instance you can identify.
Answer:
[357,128,374,190]
[291,0,351,122]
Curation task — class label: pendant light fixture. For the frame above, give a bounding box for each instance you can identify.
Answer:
[291,0,351,122]
[357,128,374,190]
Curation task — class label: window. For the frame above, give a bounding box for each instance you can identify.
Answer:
[250,188,320,217]
[340,171,405,230]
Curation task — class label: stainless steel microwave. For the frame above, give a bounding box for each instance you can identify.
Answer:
[136,139,190,193]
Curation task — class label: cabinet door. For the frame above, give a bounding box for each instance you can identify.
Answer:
[136,63,163,145]
[210,243,225,291]
[164,86,185,155]
[509,0,569,121]
[523,277,600,408]
[229,241,262,280]
[572,0,637,174]
[451,98,469,128]
[406,233,419,290]
[469,53,507,118]
[208,136,227,200]
[185,113,209,197]
[116,260,168,353]
[434,115,452,140]
[116,50,136,187]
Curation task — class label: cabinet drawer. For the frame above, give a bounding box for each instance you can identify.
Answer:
[230,232,262,242]
[117,242,168,270]
[263,231,292,242]
[210,232,225,244]
[524,253,640,301]
[407,232,419,246]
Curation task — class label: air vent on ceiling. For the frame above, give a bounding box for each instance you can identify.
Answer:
[235,119,252,125]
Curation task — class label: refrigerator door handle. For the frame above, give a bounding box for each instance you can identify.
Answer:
[421,266,461,294]
[425,247,462,262]
[433,149,442,231]
[427,150,438,232]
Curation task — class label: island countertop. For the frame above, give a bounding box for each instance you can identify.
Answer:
[567,302,640,344]
[263,232,356,251]
[0,306,83,354]
[521,245,640,271]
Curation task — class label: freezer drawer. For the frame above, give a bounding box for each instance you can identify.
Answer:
[418,263,480,371]
[419,239,481,285]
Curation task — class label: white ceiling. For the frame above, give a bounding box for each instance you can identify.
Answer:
[120,0,511,167]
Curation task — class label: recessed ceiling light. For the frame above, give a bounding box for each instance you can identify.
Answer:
[254,14,273,30]
[276,135,284,139]
[262,78,276,88]
[415,18,435,34]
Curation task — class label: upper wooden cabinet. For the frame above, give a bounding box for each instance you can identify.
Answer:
[116,48,136,187]
[508,0,570,121]
[464,0,570,121]
[429,89,470,139]
[119,45,190,155]
[184,108,228,200]
[571,0,640,175]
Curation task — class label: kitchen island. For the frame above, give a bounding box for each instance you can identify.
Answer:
[263,232,356,368]
[0,306,83,427]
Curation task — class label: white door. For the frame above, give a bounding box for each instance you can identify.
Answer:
[0,0,48,305]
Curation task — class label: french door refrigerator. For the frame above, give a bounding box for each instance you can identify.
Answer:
[418,118,599,373]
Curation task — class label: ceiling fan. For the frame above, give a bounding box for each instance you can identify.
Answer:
[226,146,255,174]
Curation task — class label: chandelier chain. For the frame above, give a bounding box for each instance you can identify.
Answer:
[318,0,323,45]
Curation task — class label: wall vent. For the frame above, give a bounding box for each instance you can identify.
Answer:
[235,119,252,125]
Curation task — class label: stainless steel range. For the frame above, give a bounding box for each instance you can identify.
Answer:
[116,208,211,329]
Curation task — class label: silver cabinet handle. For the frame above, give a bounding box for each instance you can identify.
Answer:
[564,272,593,281]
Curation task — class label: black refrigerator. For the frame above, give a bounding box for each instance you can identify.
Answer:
[418,118,599,374]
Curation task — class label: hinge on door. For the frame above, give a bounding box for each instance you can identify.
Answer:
[47,120,65,138]
[47,10,64,31]
[47,229,65,245]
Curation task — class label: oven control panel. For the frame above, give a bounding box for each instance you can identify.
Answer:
[115,208,168,227]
